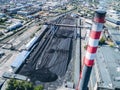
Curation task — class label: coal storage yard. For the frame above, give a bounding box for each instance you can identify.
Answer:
[18,16,76,84]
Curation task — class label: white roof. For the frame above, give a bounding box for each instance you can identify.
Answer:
[57,87,75,90]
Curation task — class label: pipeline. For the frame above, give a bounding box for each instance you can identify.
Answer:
[77,10,106,90]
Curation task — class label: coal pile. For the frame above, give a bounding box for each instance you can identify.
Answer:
[18,16,75,83]
[36,38,72,77]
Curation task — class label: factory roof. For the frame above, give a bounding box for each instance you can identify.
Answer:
[95,46,120,89]
[11,51,30,69]
[25,36,38,50]
[107,27,120,46]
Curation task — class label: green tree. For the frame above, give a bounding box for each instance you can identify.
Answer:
[84,45,87,50]
[6,79,34,90]
[99,37,105,45]
[34,85,44,90]
[23,81,33,90]
[6,79,15,90]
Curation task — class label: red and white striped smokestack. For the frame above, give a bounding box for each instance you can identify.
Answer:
[84,10,106,67]
[77,10,106,90]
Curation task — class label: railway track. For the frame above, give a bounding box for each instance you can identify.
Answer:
[0,54,12,66]
[0,20,34,43]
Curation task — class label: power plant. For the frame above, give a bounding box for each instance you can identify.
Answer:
[0,0,120,90]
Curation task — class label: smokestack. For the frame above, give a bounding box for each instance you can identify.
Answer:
[77,10,106,90]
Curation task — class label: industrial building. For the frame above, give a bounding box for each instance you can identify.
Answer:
[11,50,30,71]
[17,6,41,16]
[42,1,61,11]
[7,22,22,31]
[7,4,33,14]
[89,46,120,89]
